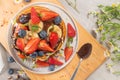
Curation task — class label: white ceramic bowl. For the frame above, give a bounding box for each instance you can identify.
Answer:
[8,2,78,74]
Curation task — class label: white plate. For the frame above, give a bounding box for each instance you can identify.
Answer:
[8,2,78,74]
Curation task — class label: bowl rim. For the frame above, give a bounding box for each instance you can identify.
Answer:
[7,2,79,74]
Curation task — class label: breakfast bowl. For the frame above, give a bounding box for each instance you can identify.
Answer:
[7,2,78,74]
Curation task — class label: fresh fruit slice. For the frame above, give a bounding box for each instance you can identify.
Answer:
[29,21,43,33]
[31,7,40,24]
[49,32,59,48]
[17,51,26,59]
[20,26,28,30]
[40,11,59,21]
[24,38,40,54]
[16,38,25,51]
[67,23,76,38]
[47,25,62,38]
[18,54,26,59]
[38,40,54,52]
[64,47,73,61]
[48,57,63,66]
[36,60,49,67]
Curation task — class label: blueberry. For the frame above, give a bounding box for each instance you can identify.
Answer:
[19,13,31,24]
[18,29,26,38]
[38,51,44,57]
[49,65,55,71]
[24,0,31,2]
[30,52,38,58]
[8,68,14,75]
[38,30,47,39]
[8,56,15,63]
[54,16,62,25]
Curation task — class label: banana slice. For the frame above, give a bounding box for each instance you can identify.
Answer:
[53,25,62,38]
[25,31,39,41]
[32,32,39,38]
[29,20,43,33]
[47,25,62,38]
[36,55,49,61]
[37,21,43,33]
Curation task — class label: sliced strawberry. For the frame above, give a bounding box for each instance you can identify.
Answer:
[18,54,26,59]
[49,32,59,49]
[64,47,73,61]
[31,7,40,24]
[36,60,49,67]
[67,23,76,38]
[38,40,54,52]
[16,38,25,51]
[48,57,63,66]
[21,26,28,30]
[24,38,40,54]
[40,11,58,21]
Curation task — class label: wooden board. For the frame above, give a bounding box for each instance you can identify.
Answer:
[0,0,107,80]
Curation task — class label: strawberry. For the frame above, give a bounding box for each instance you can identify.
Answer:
[36,60,49,67]
[48,57,63,66]
[21,26,28,30]
[18,54,26,59]
[64,47,73,61]
[31,7,40,24]
[38,40,54,52]
[24,38,40,54]
[16,38,25,51]
[17,52,26,59]
[40,11,58,21]
[67,23,76,38]
[49,32,59,49]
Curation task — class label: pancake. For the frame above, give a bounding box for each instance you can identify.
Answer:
[13,6,66,61]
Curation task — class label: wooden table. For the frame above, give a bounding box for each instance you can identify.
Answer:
[0,0,108,80]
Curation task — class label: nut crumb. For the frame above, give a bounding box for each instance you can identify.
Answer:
[5,11,8,13]
[0,24,3,27]
[0,18,8,27]
[11,11,13,14]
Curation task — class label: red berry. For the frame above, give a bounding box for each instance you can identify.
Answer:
[67,23,76,38]
[16,38,25,51]
[64,47,73,61]
[31,7,40,24]
[48,57,63,66]
[49,32,59,49]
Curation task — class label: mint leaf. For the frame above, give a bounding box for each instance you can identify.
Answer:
[31,25,39,31]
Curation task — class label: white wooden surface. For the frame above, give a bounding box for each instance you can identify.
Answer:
[58,0,120,80]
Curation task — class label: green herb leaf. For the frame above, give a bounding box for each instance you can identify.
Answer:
[31,25,39,32]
